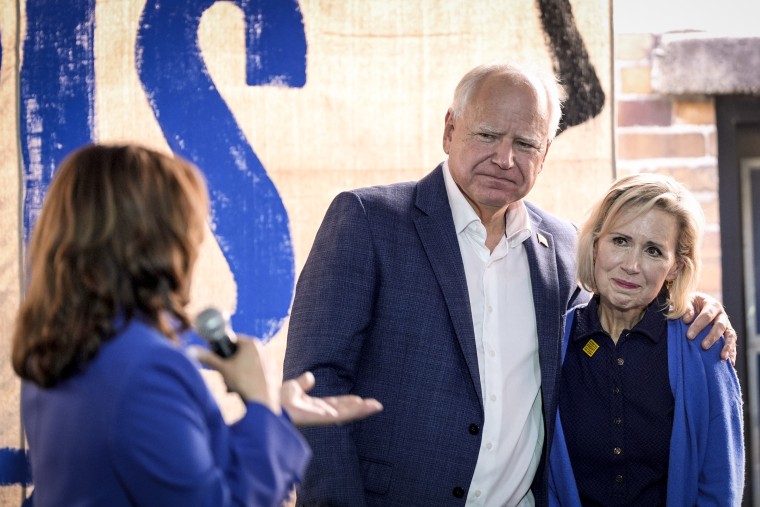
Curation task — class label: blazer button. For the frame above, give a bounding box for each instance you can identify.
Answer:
[452,486,465,498]
[468,423,480,435]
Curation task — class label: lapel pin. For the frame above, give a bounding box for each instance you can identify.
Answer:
[537,233,549,248]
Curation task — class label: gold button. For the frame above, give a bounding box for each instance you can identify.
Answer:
[613,447,622,455]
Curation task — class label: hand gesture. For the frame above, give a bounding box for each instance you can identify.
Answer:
[281,372,383,427]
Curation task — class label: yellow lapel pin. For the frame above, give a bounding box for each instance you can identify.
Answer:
[583,339,600,357]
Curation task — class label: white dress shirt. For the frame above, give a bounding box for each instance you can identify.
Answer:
[443,162,543,507]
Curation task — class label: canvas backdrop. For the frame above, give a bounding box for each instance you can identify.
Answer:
[0,0,612,502]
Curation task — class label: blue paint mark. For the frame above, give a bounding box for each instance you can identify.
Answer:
[14,0,96,489]
[20,0,96,241]
[136,0,306,340]
[0,448,31,486]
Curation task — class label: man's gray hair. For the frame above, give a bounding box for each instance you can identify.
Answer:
[449,62,565,141]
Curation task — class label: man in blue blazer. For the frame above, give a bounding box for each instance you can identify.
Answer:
[283,62,733,506]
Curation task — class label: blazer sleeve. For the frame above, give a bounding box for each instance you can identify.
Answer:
[284,191,378,506]
[110,345,310,507]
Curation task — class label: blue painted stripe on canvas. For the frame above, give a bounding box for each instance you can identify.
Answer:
[21,0,95,241]
[0,449,31,486]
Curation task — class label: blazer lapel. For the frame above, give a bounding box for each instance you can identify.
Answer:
[413,166,483,406]
[524,208,562,420]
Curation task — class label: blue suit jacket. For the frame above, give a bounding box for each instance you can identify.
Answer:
[284,165,587,506]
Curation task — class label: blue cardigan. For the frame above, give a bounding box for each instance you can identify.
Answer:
[549,308,744,506]
[22,317,311,506]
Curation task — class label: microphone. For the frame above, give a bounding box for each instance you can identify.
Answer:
[194,307,239,358]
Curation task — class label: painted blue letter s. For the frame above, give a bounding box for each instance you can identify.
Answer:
[136,0,306,340]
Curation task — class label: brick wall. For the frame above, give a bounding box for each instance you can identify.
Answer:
[615,33,723,300]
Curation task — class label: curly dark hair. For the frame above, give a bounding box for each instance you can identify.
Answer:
[12,144,209,387]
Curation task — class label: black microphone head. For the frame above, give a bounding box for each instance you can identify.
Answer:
[194,307,238,357]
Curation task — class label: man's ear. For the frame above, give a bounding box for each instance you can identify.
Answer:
[443,109,455,155]
[534,139,552,176]
[542,138,553,162]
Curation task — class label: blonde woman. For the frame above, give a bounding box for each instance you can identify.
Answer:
[549,174,743,506]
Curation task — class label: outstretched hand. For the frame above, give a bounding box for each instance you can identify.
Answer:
[683,292,737,365]
[281,372,383,427]
[192,337,382,426]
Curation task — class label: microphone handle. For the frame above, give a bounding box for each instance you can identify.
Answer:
[210,334,238,358]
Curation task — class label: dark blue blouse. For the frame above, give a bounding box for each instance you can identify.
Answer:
[559,296,674,506]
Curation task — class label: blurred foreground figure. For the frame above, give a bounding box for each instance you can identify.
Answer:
[13,144,381,507]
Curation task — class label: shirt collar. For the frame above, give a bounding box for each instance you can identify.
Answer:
[442,161,532,247]
[572,295,670,344]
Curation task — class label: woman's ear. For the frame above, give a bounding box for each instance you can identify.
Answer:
[666,258,683,282]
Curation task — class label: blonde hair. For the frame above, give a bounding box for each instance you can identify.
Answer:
[13,144,209,387]
[576,173,704,318]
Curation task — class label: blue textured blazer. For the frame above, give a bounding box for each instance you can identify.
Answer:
[284,165,587,506]
[23,317,310,507]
